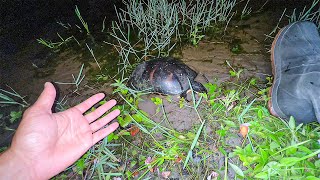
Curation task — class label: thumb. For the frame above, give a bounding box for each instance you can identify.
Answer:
[33,82,57,111]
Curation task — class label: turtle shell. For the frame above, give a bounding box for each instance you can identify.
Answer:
[128,57,205,95]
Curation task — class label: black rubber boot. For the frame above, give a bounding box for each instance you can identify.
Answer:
[269,21,320,124]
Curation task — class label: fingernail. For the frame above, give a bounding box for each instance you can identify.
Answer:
[44,82,51,88]
[110,99,117,105]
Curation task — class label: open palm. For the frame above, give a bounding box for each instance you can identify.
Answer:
[9,82,120,179]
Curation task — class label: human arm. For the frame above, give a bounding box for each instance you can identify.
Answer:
[0,82,120,179]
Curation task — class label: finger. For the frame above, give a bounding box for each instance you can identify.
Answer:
[33,82,56,112]
[74,93,105,113]
[85,99,117,123]
[92,122,119,145]
[90,109,120,132]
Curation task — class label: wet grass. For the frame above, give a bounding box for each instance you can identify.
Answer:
[54,76,319,179]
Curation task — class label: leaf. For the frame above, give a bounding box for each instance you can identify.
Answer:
[239,123,250,138]
[259,148,268,163]
[145,156,152,164]
[186,132,195,139]
[228,162,244,177]
[279,157,300,166]
[257,109,263,119]
[183,120,206,169]
[161,171,171,179]
[107,132,115,142]
[306,176,320,180]
[254,171,268,179]
[219,147,227,156]
[249,78,257,85]
[229,70,236,77]
[132,113,143,122]
[10,111,22,123]
[217,129,226,137]
[207,171,219,180]
[173,154,182,163]
[298,145,312,154]
[179,97,185,108]
[285,147,297,156]
[151,97,162,105]
[270,141,280,150]
[224,120,237,127]
[129,125,140,136]
[118,115,132,127]
[315,160,320,168]
[288,116,296,130]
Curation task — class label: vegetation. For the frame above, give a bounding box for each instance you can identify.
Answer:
[106,0,237,77]
[267,0,320,40]
[1,0,320,179]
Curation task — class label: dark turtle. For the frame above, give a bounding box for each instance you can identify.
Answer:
[127,57,207,98]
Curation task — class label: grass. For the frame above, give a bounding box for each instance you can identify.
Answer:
[288,0,320,26]
[0,86,29,108]
[107,0,237,77]
[75,5,90,35]
[267,0,320,40]
[55,63,86,92]
[97,77,320,179]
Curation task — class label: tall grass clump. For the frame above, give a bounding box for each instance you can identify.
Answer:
[119,0,180,55]
[288,0,320,27]
[107,0,237,77]
[268,0,320,39]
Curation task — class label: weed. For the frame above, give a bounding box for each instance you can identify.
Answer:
[55,64,86,92]
[36,38,58,49]
[108,0,237,76]
[9,111,22,124]
[240,0,252,20]
[267,0,320,40]
[75,5,90,35]
[0,86,29,108]
[226,60,243,79]
[288,0,320,26]
[85,43,101,70]
[189,26,205,47]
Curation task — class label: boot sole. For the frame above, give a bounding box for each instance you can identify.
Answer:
[268,26,286,117]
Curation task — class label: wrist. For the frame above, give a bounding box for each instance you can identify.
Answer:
[0,148,38,180]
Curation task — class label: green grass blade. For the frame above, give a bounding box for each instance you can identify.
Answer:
[183,119,206,169]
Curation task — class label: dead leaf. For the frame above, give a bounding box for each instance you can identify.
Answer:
[145,157,155,172]
[207,171,219,180]
[227,101,237,112]
[239,123,251,138]
[161,171,171,179]
[145,156,152,164]
[175,156,182,163]
[132,171,139,177]
[129,125,140,136]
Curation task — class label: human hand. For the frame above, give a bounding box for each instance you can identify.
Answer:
[0,82,120,179]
